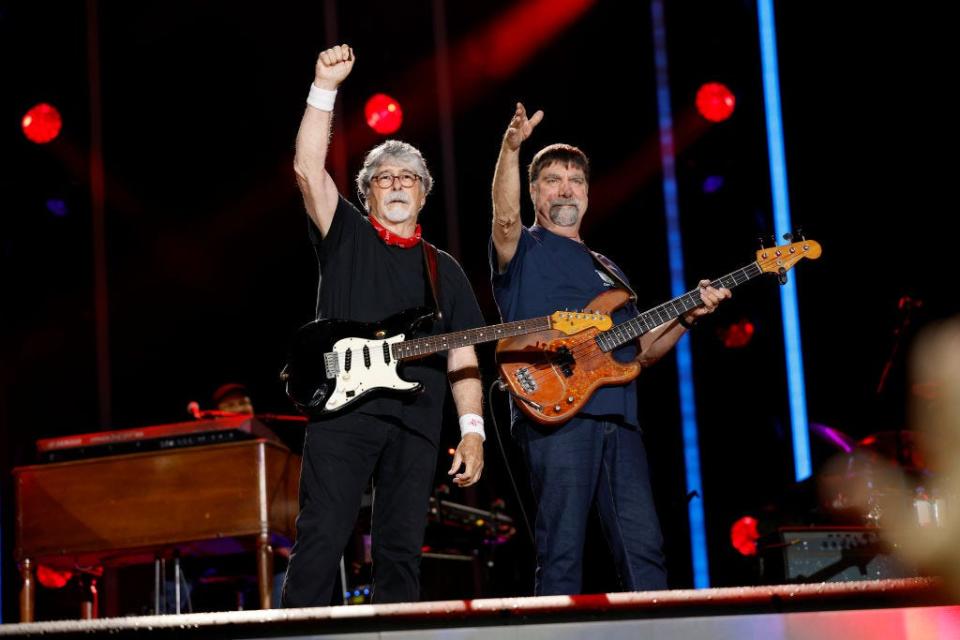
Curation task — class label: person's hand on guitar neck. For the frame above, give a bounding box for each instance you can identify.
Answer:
[680,279,733,328]
[636,279,732,367]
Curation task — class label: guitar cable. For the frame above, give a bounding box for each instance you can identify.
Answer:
[488,378,536,546]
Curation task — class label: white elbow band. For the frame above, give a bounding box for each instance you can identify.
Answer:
[307,84,338,112]
[459,413,486,442]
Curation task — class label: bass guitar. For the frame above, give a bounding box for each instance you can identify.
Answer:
[496,237,821,425]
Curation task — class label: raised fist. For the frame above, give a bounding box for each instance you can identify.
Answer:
[314,44,355,90]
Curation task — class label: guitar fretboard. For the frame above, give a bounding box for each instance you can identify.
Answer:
[392,316,553,359]
[596,262,764,351]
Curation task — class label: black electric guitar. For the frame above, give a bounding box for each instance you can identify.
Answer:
[282,307,613,415]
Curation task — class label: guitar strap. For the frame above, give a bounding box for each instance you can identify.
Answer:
[589,250,637,302]
[313,242,325,320]
[421,239,443,322]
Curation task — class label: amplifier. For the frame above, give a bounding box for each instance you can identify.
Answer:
[420,552,483,601]
[761,527,917,584]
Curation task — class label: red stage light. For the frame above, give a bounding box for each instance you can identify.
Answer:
[22,103,63,144]
[37,564,73,589]
[719,318,755,348]
[365,94,403,135]
[695,82,735,123]
[730,516,760,557]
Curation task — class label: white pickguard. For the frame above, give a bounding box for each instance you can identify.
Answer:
[324,334,419,411]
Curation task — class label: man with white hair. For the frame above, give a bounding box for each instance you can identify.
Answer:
[281,44,486,607]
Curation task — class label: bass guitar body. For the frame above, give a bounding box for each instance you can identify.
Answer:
[496,289,640,426]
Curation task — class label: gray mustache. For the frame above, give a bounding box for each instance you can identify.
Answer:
[386,194,411,205]
[550,199,579,208]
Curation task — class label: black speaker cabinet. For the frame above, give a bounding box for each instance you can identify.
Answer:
[761,527,918,584]
[420,552,483,601]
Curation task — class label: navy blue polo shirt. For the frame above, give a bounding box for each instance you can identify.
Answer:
[490,225,639,427]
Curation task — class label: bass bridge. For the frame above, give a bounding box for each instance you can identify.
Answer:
[514,367,537,393]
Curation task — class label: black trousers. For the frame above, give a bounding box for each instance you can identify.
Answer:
[280,413,438,607]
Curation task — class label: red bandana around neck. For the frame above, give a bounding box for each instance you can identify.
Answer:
[368,214,422,248]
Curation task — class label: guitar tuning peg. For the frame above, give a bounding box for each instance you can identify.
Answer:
[782,232,794,242]
[770,234,777,247]
[778,267,788,285]
[757,236,766,250]
[795,227,805,241]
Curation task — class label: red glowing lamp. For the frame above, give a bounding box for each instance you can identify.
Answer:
[720,318,755,349]
[37,564,73,589]
[730,516,760,557]
[695,82,736,123]
[365,94,403,135]
[22,103,63,144]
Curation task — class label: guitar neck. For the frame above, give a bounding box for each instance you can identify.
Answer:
[392,316,553,360]
[598,262,764,351]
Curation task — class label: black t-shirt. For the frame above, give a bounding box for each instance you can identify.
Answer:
[308,196,485,444]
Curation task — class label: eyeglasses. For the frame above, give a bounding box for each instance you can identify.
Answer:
[371,172,421,189]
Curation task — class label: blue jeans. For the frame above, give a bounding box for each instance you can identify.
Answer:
[517,417,667,595]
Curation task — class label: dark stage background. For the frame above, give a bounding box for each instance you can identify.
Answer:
[0,0,950,619]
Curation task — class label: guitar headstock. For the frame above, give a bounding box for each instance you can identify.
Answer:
[549,310,613,335]
[756,238,821,277]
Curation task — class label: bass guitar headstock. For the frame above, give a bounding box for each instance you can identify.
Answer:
[756,231,821,284]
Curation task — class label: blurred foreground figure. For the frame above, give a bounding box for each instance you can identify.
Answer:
[898,318,960,593]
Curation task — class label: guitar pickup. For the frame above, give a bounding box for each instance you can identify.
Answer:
[554,346,575,377]
[324,352,339,379]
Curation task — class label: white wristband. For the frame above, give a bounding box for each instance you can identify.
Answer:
[459,413,485,442]
[307,84,338,112]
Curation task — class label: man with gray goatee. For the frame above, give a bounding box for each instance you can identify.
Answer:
[489,102,731,595]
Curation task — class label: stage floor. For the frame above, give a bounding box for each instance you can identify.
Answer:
[1,578,956,639]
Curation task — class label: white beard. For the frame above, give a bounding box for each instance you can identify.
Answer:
[383,205,412,223]
[549,205,579,227]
